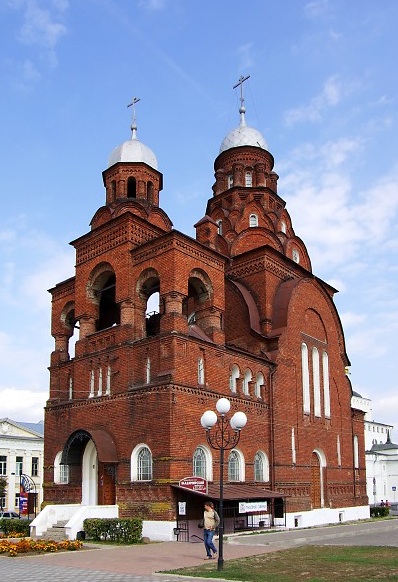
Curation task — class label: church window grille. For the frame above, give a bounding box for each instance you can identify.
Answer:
[193,447,207,479]
[137,447,152,481]
[245,171,253,187]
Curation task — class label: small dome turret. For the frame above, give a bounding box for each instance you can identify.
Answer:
[219,103,267,153]
[107,97,158,169]
[219,76,268,153]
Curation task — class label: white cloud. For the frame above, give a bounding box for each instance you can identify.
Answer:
[0,387,46,422]
[284,76,346,126]
[18,1,68,49]
[340,311,366,328]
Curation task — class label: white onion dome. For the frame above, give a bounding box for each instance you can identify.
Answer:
[108,125,158,170]
[219,104,267,154]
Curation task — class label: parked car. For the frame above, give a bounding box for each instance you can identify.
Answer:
[0,511,20,519]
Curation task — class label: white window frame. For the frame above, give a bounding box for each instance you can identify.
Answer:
[242,369,252,395]
[255,372,264,398]
[131,444,153,481]
[228,449,245,482]
[229,364,240,393]
[249,213,258,227]
[254,451,269,482]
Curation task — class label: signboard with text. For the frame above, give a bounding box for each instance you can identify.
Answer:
[239,501,268,513]
[179,477,208,494]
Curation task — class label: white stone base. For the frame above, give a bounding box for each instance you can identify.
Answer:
[282,505,370,529]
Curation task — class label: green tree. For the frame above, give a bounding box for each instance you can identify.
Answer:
[0,476,7,504]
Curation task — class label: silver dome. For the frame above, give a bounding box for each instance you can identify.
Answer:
[219,104,268,154]
[108,132,158,170]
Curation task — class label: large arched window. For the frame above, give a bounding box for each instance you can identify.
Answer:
[254,451,269,482]
[323,351,330,417]
[312,347,321,417]
[131,444,153,481]
[228,450,244,482]
[301,343,310,414]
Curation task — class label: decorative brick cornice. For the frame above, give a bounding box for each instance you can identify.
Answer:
[227,255,295,281]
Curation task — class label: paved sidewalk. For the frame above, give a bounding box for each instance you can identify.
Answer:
[1,520,398,582]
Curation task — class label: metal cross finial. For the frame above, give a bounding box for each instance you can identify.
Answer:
[127,96,141,137]
[233,74,250,107]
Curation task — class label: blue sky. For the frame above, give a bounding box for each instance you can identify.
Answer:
[1,0,397,433]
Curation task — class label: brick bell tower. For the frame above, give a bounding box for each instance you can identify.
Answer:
[44,85,368,540]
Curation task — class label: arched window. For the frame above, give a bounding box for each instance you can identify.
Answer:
[216,219,222,235]
[96,273,120,331]
[54,451,69,484]
[89,369,95,398]
[292,248,300,263]
[249,213,258,227]
[97,367,102,397]
[254,451,269,482]
[337,435,341,466]
[193,447,207,479]
[280,220,286,234]
[292,427,296,465]
[227,174,233,188]
[301,343,310,414]
[147,181,154,203]
[353,435,359,469]
[242,369,252,395]
[146,357,151,384]
[228,450,240,481]
[127,176,136,198]
[312,347,321,417]
[323,351,330,417]
[228,450,244,482]
[255,372,264,398]
[198,357,205,385]
[106,365,111,395]
[68,376,73,400]
[245,171,253,187]
[131,444,153,481]
[229,365,240,393]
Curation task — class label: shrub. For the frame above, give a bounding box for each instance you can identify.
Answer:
[0,518,30,537]
[370,506,390,518]
[83,517,142,544]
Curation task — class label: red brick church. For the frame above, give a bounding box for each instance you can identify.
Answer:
[43,86,368,540]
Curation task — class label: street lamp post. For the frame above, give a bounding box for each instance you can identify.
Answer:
[200,397,247,571]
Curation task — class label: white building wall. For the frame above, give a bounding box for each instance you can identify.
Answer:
[0,419,44,514]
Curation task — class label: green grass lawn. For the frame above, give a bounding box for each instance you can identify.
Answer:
[164,546,398,581]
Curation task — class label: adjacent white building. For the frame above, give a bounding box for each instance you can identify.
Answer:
[0,418,44,515]
[351,392,397,506]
